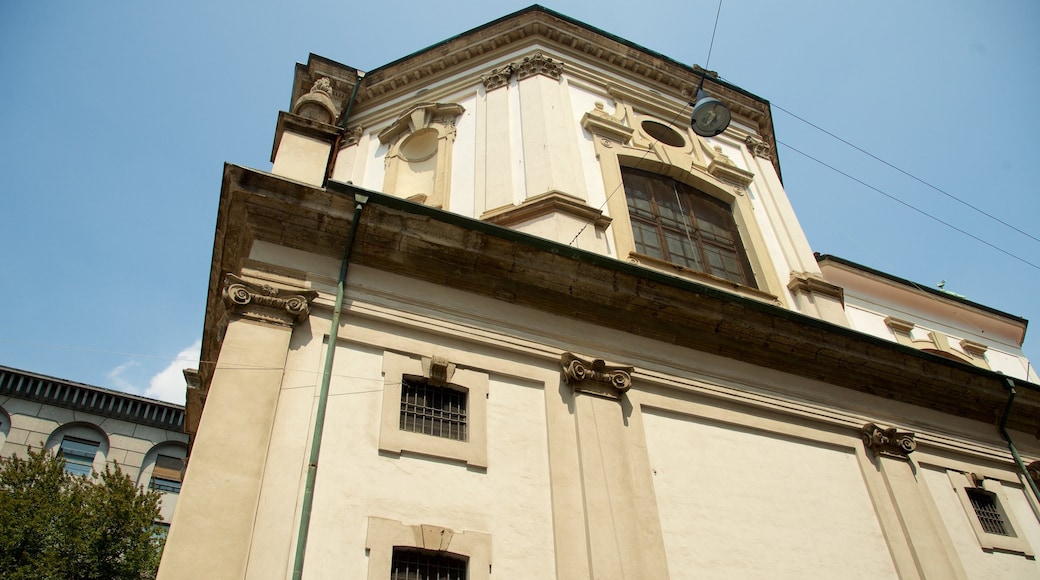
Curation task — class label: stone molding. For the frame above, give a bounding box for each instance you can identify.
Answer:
[377,103,466,146]
[707,147,755,187]
[222,274,318,327]
[1028,461,1040,489]
[580,102,634,145]
[561,353,634,400]
[787,272,845,303]
[481,190,612,230]
[862,422,917,458]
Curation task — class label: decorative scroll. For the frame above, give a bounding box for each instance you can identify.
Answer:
[515,53,563,81]
[862,422,917,457]
[561,352,633,400]
[223,274,318,327]
[1027,461,1040,489]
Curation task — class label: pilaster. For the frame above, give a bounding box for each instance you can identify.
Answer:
[860,423,968,580]
[158,275,317,580]
[559,353,669,579]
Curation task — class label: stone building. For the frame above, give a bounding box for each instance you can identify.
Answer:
[0,365,188,528]
[159,6,1040,579]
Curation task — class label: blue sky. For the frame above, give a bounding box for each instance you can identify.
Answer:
[2,1,1038,403]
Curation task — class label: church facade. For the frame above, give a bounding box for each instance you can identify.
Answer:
[158,7,1040,579]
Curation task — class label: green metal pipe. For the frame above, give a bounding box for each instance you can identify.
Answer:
[291,193,368,580]
[999,378,1040,510]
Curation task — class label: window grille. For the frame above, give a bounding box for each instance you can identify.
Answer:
[622,167,755,287]
[391,547,467,580]
[59,436,99,476]
[400,378,467,441]
[966,488,1009,536]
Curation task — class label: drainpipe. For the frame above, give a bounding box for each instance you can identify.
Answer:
[291,70,367,576]
[999,377,1040,508]
[323,70,366,187]
[291,192,368,580]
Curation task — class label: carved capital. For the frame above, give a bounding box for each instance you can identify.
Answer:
[516,53,563,81]
[561,353,633,400]
[481,64,514,91]
[862,422,917,458]
[223,274,318,327]
[745,135,772,158]
[1027,461,1040,489]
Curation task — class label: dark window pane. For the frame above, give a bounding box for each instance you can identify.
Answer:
[60,436,99,476]
[622,167,755,287]
[400,378,468,442]
[391,547,467,580]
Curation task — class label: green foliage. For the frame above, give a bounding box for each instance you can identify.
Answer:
[0,448,165,580]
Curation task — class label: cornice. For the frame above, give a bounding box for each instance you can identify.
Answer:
[199,166,1040,439]
[281,8,782,177]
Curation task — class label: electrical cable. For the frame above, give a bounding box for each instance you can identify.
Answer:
[770,103,1040,244]
[777,140,1040,272]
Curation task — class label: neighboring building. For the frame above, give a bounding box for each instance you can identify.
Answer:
[159,6,1040,579]
[0,365,188,527]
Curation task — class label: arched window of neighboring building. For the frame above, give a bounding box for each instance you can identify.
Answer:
[140,442,188,494]
[45,423,109,477]
[0,407,10,450]
[622,166,756,287]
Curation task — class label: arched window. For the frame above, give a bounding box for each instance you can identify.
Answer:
[622,167,755,287]
[46,423,109,477]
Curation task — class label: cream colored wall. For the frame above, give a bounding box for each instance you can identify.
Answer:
[271,133,332,186]
[240,311,557,579]
[643,409,899,579]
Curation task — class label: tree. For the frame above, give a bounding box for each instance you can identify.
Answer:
[0,448,165,580]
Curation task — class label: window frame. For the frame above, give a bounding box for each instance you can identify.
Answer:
[366,517,490,580]
[379,351,488,468]
[948,470,1033,555]
[59,435,101,477]
[622,166,756,286]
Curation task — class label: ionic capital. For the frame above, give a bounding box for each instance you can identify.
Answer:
[862,422,917,458]
[222,274,318,327]
[561,353,633,400]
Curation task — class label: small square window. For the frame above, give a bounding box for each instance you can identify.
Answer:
[60,436,99,476]
[948,470,1033,555]
[400,378,468,441]
[379,352,488,468]
[391,547,467,580]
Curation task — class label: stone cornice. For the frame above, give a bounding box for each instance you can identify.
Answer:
[481,190,612,230]
[788,272,845,303]
[198,166,1040,438]
[285,8,782,178]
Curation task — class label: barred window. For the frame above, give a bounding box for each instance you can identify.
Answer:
[623,167,755,287]
[391,547,467,580]
[966,488,1009,536]
[400,378,467,441]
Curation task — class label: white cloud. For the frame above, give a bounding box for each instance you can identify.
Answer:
[143,340,201,405]
[106,359,143,393]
